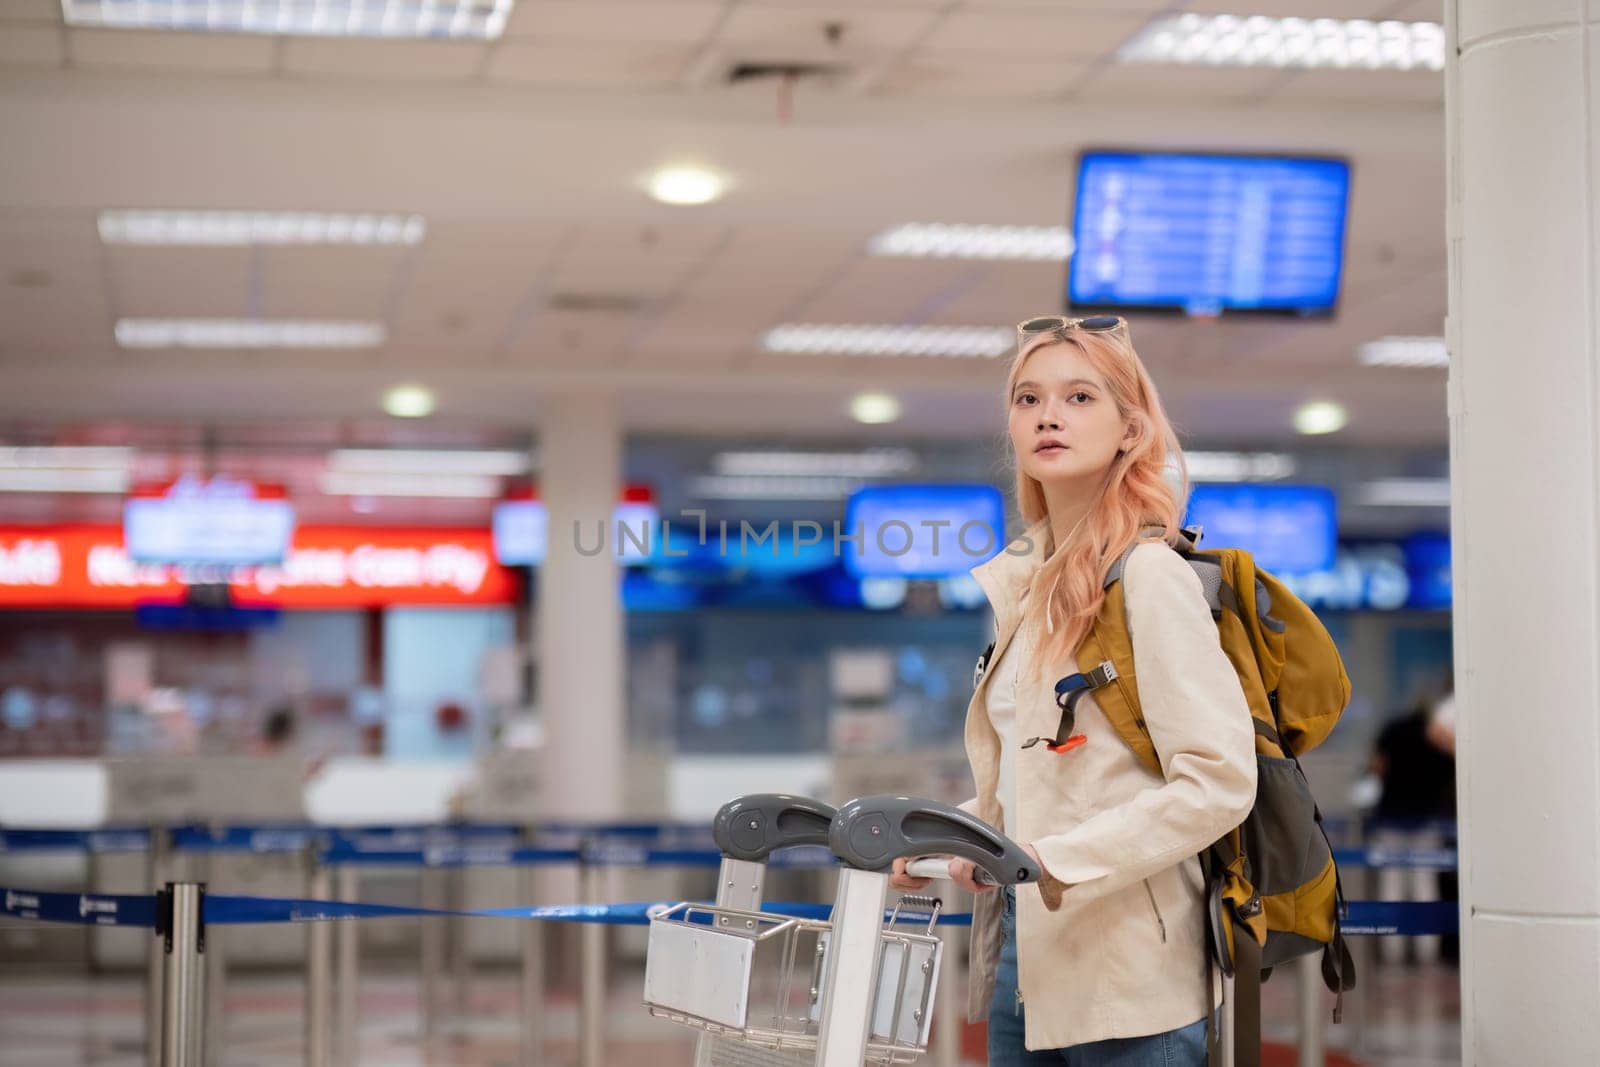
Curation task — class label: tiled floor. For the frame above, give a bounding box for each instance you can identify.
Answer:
[0,958,1460,1066]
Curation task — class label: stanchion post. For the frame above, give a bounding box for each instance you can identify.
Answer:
[420,867,444,1052]
[518,864,545,1067]
[146,826,169,1067]
[578,851,606,1067]
[199,846,223,1067]
[159,882,207,1067]
[306,853,332,1067]
[336,866,359,1066]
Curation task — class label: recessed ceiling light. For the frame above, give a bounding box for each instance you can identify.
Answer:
[1120,15,1445,72]
[62,0,516,40]
[98,211,426,247]
[850,393,902,426]
[765,324,1012,359]
[1292,401,1348,436]
[382,385,436,419]
[1357,336,1449,368]
[646,165,727,206]
[869,224,1074,261]
[115,319,385,349]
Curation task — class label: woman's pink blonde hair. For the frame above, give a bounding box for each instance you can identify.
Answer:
[1005,324,1189,676]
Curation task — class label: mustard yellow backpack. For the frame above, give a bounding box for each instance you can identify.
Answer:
[1047,526,1356,1053]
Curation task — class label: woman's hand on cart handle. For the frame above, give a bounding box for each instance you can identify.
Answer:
[903,855,1006,894]
[889,856,933,891]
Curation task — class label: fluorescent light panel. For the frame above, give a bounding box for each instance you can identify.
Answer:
[116,319,385,349]
[712,449,918,479]
[328,449,531,477]
[1184,451,1296,482]
[870,224,1074,261]
[62,0,516,40]
[0,447,132,471]
[1358,336,1449,368]
[0,469,130,494]
[1360,478,1450,508]
[1120,14,1445,72]
[319,471,502,499]
[765,324,1011,359]
[99,211,425,247]
[690,475,862,501]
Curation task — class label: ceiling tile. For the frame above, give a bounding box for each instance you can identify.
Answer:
[511,307,639,365]
[69,29,276,74]
[0,223,113,348]
[106,247,254,319]
[1268,68,1444,105]
[794,257,983,324]
[1383,0,1443,20]
[386,222,569,352]
[501,1,727,44]
[715,4,942,54]
[485,42,692,88]
[280,39,487,81]
[258,245,406,319]
[1183,0,1400,16]
[917,10,1150,59]
[1071,62,1286,101]
[881,56,1092,97]
[0,0,61,23]
[0,24,63,66]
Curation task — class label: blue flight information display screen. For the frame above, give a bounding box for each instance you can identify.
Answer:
[1185,483,1337,574]
[1069,152,1351,316]
[843,484,1006,580]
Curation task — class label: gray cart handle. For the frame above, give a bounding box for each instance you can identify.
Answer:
[830,794,1042,887]
[712,793,838,862]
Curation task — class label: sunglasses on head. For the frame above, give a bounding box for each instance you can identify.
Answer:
[1016,315,1126,344]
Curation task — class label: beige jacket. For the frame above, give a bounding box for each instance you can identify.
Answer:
[959,517,1256,1050]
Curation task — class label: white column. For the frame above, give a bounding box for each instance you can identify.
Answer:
[1447,3,1600,1063]
[536,388,626,820]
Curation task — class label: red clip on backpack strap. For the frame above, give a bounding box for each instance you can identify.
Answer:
[1022,662,1117,754]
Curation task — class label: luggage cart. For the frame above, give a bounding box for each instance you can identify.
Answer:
[646,794,1041,1066]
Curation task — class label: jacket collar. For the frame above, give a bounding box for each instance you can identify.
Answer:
[969,515,1054,636]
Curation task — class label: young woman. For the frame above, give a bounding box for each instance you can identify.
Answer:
[891,315,1257,1065]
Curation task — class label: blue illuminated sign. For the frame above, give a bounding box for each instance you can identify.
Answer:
[1186,483,1337,573]
[1069,151,1350,316]
[843,484,1006,580]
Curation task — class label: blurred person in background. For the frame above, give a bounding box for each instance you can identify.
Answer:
[891,316,1255,1065]
[1366,675,1457,965]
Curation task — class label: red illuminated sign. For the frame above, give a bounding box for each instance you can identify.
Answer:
[0,525,519,610]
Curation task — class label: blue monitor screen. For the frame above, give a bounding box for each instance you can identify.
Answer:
[843,484,1006,580]
[1069,151,1351,317]
[1185,484,1337,574]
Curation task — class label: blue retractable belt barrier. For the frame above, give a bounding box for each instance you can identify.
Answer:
[1332,847,1458,870]
[319,845,583,869]
[2,887,159,927]
[0,828,152,853]
[2,884,1460,935]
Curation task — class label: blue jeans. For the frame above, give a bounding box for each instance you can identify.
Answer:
[988,887,1208,1066]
